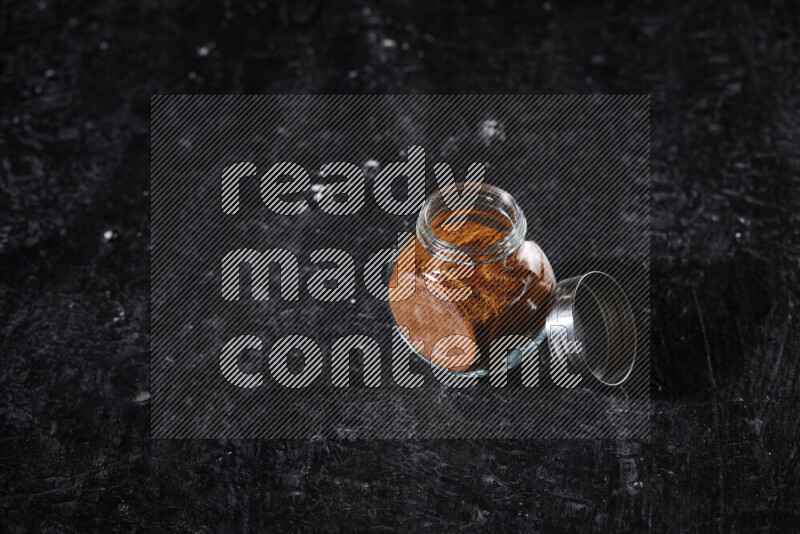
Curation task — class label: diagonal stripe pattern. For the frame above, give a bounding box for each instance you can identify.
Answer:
[151,95,650,439]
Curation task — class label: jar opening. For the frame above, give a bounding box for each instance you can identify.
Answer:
[416,183,527,265]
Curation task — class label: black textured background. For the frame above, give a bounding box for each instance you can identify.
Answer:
[1,0,798,531]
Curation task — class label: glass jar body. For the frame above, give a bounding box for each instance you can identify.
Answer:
[388,184,556,374]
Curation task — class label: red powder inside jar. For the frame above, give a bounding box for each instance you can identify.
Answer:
[389,212,555,373]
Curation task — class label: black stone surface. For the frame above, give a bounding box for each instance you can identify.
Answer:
[1,0,798,531]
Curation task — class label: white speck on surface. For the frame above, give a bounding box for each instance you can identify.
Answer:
[543,2,552,10]
[363,159,380,177]
[197,43,214,56]
[313,186,329,204]
[99,41,108,50]
[735,232,742,239]
[381,38,397,49]
[44,68,55,78]
[134,391,151,403]
[401,42,410,50]
[479,119,506,146]
[103,230,118,242]
[348,70,358,78]
[310,184,324,193]
[349,299,356,304]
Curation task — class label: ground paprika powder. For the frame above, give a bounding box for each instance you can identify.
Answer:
[389,183,556,373]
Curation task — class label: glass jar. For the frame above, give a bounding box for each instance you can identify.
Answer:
[388,183,556,376]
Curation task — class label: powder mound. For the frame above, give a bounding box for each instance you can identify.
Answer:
[389,218,555,372]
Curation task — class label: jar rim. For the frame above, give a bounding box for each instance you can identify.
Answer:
[416,183,527,265]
